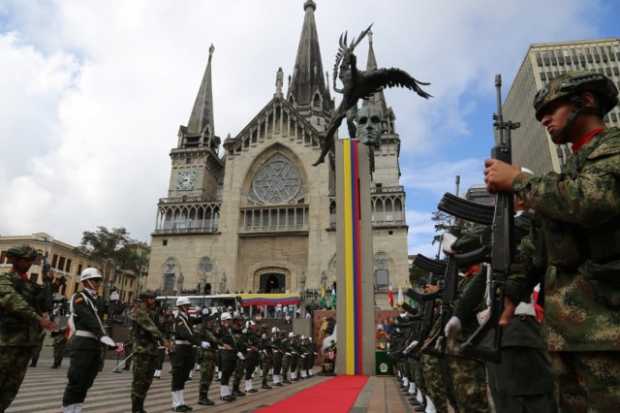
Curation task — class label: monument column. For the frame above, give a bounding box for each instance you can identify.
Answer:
[335,138,376,376]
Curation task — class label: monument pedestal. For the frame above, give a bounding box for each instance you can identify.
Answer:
[335,139,376,376]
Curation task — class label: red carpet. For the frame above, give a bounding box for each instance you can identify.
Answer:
[256,375,368,413]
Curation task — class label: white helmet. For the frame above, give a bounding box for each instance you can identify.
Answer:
[176,296,191,307]
[301,335,305,340]
[245,320,256,329]
[210,307,219,315]
[271,326,280,334]
[80,267,102,282]
[288,332,295,338]
[220,312,232,321]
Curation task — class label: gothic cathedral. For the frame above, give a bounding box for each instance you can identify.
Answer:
[146,1,409,307]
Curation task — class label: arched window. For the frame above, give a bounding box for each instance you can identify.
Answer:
[374,253,390,290]
[313,92,322,109]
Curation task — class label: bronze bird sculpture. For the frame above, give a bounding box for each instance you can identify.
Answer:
[313,25,432,166]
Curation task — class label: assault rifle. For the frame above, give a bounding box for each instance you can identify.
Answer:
[437,74,519,363]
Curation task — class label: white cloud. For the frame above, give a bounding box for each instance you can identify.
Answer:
[0,0,604,244]
[403,158,485,196]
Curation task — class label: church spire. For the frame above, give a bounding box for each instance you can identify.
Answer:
[187,44,215,137]
[287,0,330,111]
[363,30,388,114]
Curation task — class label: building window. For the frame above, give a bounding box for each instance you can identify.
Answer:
[0,250,7,264]
[535,52,543,66]
[613,67,619,76]
[58,256,65,271]
[77,264,83,275]
[162,239,168,246]
[52,254,58,268]
[374,253,390,290]
[611,113,618,123]
[66,259,72,273]
[540,72,546,81]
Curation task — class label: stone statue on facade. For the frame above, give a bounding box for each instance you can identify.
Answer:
[275,67,284,97]
[313,25,432,166]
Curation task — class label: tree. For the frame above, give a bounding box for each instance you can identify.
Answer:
[76,226,147,299]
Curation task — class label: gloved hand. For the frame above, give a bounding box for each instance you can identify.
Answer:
[441,233,458,255]
[444,316,462,339]
[100,335,117,348]
[201,341,210,349]
[237,352,245,360]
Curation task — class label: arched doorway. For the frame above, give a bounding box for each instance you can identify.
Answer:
[260,273,285,293]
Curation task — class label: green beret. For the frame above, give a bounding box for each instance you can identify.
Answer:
[7,245,39,260]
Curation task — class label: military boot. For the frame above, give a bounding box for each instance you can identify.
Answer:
[262,381,272,389]
[131,396,146,413]
[197,385,214,406]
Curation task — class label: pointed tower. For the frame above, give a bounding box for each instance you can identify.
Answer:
[363,32,402,185]
[179,44,219,153]
[168,44,223,199]
[187,44,216,140]
[287,0,333,130]
[363,31,395,134]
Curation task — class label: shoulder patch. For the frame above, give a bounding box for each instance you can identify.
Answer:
[75,297,84,304]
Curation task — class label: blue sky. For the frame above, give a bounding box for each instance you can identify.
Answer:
[0,1,618,258]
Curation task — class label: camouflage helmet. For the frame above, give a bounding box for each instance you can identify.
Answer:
[534,71,618,121]
[7,245,38,260]
[139,290,157,300]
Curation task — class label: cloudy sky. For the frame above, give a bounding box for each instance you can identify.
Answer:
[0,0,618,256]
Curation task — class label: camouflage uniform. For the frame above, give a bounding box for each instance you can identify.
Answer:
[512,72,620,412]
[231,324,247,396]
[197,316,221,405]
[259,329,273,388]
[0,246,51,412]
[130,300,163,412]
[420,354,448,412]
[448,357,489,413]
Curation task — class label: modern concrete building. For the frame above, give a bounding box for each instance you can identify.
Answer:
[146,1,409,307]
[504,38,620,174]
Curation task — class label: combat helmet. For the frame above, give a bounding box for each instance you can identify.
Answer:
[533,71,618,121]
[139,290,157,300]
[6,245,38,260]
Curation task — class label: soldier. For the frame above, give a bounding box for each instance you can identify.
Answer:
[0,246,56,412]
[51,327,68,368]
[242,320,260,394]
[130,290,164,413]
[258,325,273,389]
[170,296,206,412]
[216,311,238,402]
[29,330,47,367]
[485,71,620,411]
[154,306,173,379]
[196,307,221,406]
[62,268,116,413]
[280,332,293,384]
[231,314,247,397]
[271,327,284,386]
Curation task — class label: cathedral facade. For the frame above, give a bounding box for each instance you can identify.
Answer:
[146,1,409,305]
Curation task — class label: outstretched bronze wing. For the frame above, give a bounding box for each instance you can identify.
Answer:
[360,68,432,100]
